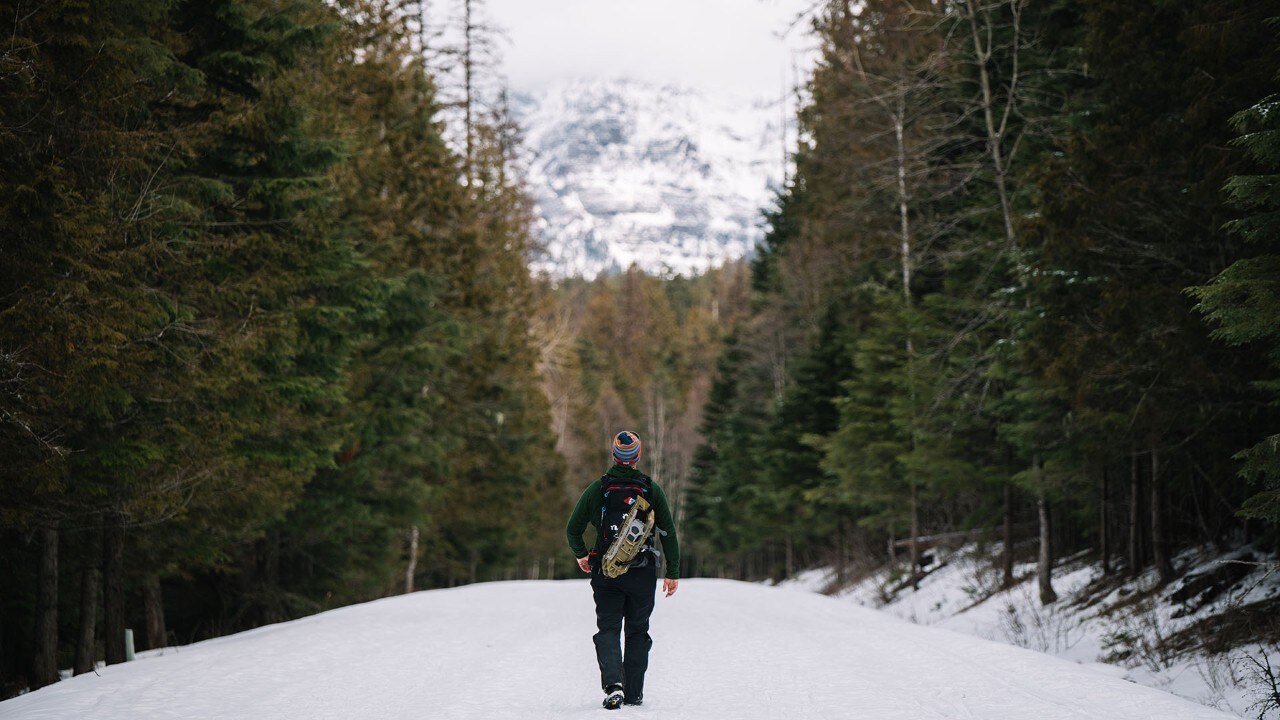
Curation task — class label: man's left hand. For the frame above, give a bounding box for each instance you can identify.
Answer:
[662,578,678,597]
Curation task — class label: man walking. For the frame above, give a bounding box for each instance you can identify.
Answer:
[566,430,680,710]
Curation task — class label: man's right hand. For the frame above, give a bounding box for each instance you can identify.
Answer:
[577,556,591,573]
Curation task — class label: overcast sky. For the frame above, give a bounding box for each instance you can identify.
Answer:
[484,0,819,99]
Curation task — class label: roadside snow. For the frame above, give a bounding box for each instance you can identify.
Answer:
[784,546,1280,718]
[1,579,1238,719]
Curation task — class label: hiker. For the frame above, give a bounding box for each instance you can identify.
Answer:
[566,430,680,710]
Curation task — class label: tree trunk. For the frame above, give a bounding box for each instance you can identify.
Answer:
[1100,468,1111,574]
[894,91,912,302]
[1128,449,1142,577]
[405,525,420,594]
[260,531,281,624]
[909,482,920,589]
[646,387,668,486]
[74,525,101,675]
[264,530,280,590]
[836,521,848,587]
[1002,481,1015,587]
[1037,487,1057,605]
[103,519,126,665]
[462,0,474,181]
[964,0,1023,249]
[785,535,794,580]
[1151,449,1174,584]
[33,525,59,688]
[142,576,166,651]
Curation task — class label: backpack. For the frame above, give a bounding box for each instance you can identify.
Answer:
[594,472,656,578]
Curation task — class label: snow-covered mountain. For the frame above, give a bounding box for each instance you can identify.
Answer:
[514,79,788,279]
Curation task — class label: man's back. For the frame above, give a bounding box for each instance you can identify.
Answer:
[565,431,679,709]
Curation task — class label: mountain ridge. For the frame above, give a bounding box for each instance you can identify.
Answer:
[514,78,788,279]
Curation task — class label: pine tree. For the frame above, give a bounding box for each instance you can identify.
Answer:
[1190,88,1280,521]
[1029,0,1280,563]
[242,0,469,609]
[684,331,775,572]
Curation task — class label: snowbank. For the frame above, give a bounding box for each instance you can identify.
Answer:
[787,545,1280,718]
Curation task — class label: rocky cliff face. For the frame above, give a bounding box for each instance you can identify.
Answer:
[514,79,788,278]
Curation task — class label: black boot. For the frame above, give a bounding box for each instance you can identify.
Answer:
[603,685,625,710]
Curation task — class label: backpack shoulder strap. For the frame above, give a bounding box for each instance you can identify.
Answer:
[603,472,651,490]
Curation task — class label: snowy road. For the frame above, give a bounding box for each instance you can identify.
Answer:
[0,578,1235,719]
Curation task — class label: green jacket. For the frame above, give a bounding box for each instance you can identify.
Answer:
[565,464,681,580]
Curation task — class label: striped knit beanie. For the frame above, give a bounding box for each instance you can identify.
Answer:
[612,430,642,465]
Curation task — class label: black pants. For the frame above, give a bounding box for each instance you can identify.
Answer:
[591,561,656,701]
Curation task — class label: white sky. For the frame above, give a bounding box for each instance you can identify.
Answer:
[484,0,819,99]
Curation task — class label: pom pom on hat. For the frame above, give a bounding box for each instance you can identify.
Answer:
[612,431,642,465]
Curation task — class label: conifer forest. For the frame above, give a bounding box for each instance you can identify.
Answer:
[3,0,1280,701]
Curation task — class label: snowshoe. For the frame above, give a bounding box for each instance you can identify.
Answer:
[601,495,654,578]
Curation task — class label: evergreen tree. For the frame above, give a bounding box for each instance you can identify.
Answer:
[1028,0,1280,576]
[1190,86,1280,521]
[254,0,466,611]
[684,331,775,572]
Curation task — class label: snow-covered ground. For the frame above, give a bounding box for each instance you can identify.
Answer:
[0,579,1240,719]
[779,546,1280,718]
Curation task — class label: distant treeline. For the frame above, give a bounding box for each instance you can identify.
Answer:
[0,0,567,696]
[685,0,1280,597]
[536,266,755,542]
